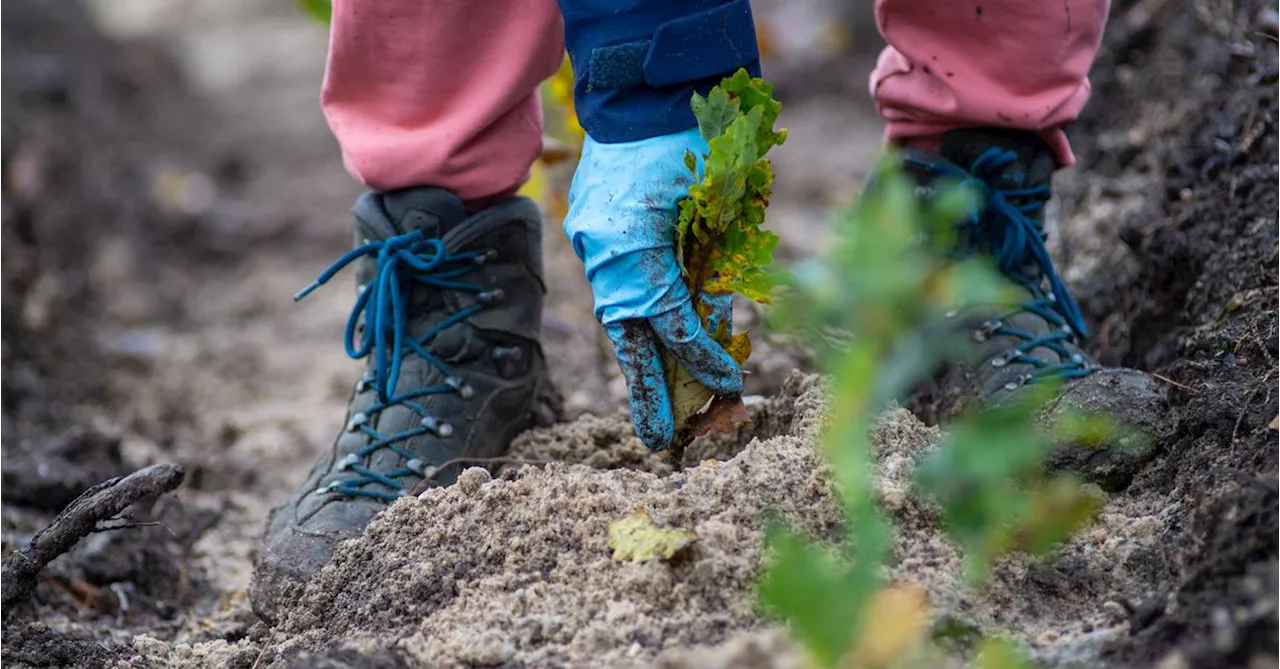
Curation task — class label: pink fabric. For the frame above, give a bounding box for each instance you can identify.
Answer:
[322,0,564,201]
[870,0,1110,167]
[323,0,1108,196]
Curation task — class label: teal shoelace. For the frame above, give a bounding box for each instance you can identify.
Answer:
[908,148,1095,389]
[296,229,500,500]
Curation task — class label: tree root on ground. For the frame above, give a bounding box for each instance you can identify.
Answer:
[1,463,185,616]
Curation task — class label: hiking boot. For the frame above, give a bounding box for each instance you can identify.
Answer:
[900,128,1170,489]
[251,187,547,622]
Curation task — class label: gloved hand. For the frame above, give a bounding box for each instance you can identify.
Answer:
[564,128,743,451]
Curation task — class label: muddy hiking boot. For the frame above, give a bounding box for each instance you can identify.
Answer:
[898,128,1169,489]
[251,187,548,622]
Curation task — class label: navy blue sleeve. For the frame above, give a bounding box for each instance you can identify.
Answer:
[558,0,761,143]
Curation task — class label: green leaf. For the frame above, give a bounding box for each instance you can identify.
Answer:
[690,87,738,143]
[296,0,332,23]
[758,526,863,667]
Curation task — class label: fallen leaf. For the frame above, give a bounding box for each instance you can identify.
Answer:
[686,395,751,438]
[608,510,696,562]
[1270,415,1278,431]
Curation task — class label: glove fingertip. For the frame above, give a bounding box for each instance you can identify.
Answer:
[702,360,744,396]
[634,407,675,452]
[607,321,677,452]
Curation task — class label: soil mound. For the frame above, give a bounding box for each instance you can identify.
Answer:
[250,373,838,668]
[159,374,1187,669]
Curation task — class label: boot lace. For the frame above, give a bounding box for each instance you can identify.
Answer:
[295,229,497,500]
[909,148,1095,389]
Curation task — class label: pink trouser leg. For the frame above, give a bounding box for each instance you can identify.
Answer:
[322,0,565,201]
[870,0,1110,167]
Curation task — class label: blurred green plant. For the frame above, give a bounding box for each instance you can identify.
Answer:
[296,0,331,24]
[757,158,1106,668]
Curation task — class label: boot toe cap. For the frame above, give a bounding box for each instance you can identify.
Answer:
[1044,368,1173,491]
[250,500,381,623]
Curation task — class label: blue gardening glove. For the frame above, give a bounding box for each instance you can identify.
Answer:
[564,128,743,451]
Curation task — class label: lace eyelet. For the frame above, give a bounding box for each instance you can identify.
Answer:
[337,453,360,470]
[419,416,454,438]
[1004,373,1031,391]
[972,319,1003,342]
[990,349,1019,367]
[478,289,505,305]
[346,412,368,432]
[445,376,475,399]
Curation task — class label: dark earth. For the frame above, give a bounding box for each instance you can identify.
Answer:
[2,0,1276,667]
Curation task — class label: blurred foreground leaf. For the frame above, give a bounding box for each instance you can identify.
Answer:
[758,160,1109,666]
[848,585,932,667]
[916,387,1105,584]
[296,0,331,23]
[757,526,863,666]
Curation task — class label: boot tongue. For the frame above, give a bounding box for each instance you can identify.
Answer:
[379,187,467,238]
[939,128,1089,338]
[348,188,470,290]
[939,128,1056,194]
[938,128,1057,270]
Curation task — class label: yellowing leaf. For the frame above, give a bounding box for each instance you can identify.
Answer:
[608,510,697,562]
[724,330,752,365]
[847,585,931,667]
[664,358,716,432]
[972,638,1033,669]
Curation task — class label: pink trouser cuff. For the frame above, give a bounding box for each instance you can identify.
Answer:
[321,0,1108,198]
[322,0,564,201]
[870,0,1110,168]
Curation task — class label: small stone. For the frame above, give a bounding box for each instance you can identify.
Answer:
[455,467,492,496]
